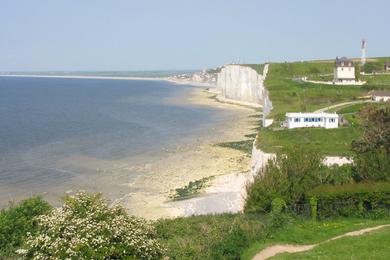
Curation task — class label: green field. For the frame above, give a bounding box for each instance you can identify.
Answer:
[156,213,390,260]
[271,226,390,259]
[240,217,390,260]
[264,61,367,118]
[257,127,362,156]
[362,74,390,88]
[254,58,390,155]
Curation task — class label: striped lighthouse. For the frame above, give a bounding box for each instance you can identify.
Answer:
[361,39,366,65]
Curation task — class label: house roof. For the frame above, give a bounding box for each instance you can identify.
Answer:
[285,112,339,118]
[335,57,354,67]
[371,90,390,97]
[385,61,390,67]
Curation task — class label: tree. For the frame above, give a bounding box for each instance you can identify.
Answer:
[352,104,390,182]
[245,146,323,213]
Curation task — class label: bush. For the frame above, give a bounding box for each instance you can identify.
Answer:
[20,192,164,260]
[245,146,323,213]
[308,182,390,219]
[0,197,51,257]
[352,104,390,182]
[319,164,354,185]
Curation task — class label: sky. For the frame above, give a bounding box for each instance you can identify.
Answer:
[0,0,389,71]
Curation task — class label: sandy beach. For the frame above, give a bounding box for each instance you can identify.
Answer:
[0,74,259,219]
[113,87,259,219]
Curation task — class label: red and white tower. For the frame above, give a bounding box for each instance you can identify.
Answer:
[361,39,366,65]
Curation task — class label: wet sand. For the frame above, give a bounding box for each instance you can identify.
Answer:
[115,87,259,219]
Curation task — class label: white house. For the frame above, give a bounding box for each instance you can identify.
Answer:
[372,90,390,102]
[334,57,355,83]
[286,112,339,129]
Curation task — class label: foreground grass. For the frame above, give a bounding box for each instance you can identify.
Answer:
[156,214,266,260]
[242,217,390,260]
[272,226,390,259]
[156,212,390,260]
[257,127,362,156]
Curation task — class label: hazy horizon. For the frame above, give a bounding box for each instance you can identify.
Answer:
[1,0,389,71]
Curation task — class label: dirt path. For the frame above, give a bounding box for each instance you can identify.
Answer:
[313,100,371,113]
[252,224,390,260]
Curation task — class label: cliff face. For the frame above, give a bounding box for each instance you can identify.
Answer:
[217,65,267,106]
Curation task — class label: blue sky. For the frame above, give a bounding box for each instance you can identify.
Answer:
[0,0,388,71]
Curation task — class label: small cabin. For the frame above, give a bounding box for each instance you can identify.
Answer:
[371,90,390,102]
[286,112,339,129]
[334,57,355,83]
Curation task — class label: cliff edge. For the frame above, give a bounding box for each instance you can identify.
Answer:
[216,64,268,107]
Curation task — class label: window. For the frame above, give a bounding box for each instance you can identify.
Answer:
[294,118,300,122]
[329,118,335,123]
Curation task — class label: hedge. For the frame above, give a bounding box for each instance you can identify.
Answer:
[307,182,390,219]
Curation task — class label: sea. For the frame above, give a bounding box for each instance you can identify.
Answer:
[0,76,223,207]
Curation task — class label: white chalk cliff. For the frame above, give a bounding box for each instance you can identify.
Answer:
[217,65,268,107]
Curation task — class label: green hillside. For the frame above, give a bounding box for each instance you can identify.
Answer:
[254,58,390,156]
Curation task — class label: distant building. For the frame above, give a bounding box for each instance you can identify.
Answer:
[385,61,390,71]
[286,112,339,129]
[371,90,390,102]
[334,57,355,83]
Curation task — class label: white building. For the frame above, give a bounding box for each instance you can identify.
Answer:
[286,112,339,129]
[372,91,390,102]
[334,57,355,83]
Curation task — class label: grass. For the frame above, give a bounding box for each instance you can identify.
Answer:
[265,62,366,117]
[241,217,390,260]
[244,64,266,75]
[362,74,390,88]
[156,213,266,260]
[328,102,368,113]
[256,59,390,155]
[256,127,362,156]
[169,176,214,200]
[271,226,390,259]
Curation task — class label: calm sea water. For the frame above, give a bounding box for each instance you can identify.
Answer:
[0,77,221,206]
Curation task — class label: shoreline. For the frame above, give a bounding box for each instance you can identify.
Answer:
[114,88,259,219]
[0,73,259,219]
[0,73,214,88]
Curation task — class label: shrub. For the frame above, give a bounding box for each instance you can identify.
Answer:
[245,146,323,213]
[319,164,354,185]
[20,192,164,260]
[0,197,51,257]
[309,197,318,220]
[352,104,390,182]
[269,198,289,229]
[308,182,390,219]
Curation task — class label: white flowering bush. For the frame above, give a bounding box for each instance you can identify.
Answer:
[19,192,164,259]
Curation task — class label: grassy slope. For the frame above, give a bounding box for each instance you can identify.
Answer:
[271,226,390,259]
[156,213,390,260]
[256,59,390,156]
[265,61,366,117]
[257,127,362,156]
[156,214,265,260]
[241,218,390,260]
